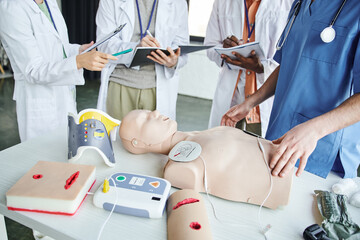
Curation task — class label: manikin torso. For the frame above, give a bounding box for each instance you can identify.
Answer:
[120,110,293,209]
[165,127,292,209]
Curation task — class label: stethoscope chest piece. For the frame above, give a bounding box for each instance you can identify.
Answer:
[320,26,336,43]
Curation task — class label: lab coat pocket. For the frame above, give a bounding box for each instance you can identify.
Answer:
[301,21,348,64]
[291,112,335,168]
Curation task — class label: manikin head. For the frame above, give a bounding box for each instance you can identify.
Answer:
[119,110,177,154]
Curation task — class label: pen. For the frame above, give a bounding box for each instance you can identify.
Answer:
[221,60,231,70]
[112,48,133,56]
[146,30,154,38]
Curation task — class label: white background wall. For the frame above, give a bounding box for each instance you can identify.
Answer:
[178,0,218,100]
[188,0,215,37]
[178,49,220,100]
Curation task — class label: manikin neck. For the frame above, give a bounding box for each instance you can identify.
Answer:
[133,131,193,155]
[168,131,192,150]
[150,131,190,155]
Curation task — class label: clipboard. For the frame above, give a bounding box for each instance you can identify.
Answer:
[129,45,214,68]
[179,45,214,55]
[214,41,265,60]
[129,47,170,68]
[82,24,126,53]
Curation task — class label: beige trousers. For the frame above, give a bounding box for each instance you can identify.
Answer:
[106,81,156,120]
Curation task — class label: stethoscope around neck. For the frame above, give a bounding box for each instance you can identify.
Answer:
[276,0,348,50]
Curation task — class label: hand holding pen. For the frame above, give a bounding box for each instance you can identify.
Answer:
[143,30,180,68]
[139,30,160,47]
[223,35,242,48]
[76,50,117,71]
[221,35,243,68]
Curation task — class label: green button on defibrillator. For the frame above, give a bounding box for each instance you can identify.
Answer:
[116,176,126,182]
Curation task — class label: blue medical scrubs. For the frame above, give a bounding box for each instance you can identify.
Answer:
[266,0,360,178]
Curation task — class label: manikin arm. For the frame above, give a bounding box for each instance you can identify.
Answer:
[167,189,213,240]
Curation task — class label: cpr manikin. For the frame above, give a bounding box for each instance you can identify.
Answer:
[119,110,293,210]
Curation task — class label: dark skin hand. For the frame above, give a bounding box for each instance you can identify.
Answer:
[223,35,241,48]
[222,50,264,73]
[221,35,263,72]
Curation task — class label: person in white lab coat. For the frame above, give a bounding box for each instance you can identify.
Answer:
[205,0,292,136]
[0,0,117,142]
[96,0,189,121]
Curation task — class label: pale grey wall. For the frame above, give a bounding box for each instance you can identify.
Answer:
[178,49,219,100]
[57,0,61,10]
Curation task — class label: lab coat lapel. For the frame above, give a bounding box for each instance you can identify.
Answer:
[117,0,135,41]
[226,0,244,37]
[156,0,173,47]
[26,0,61,40]
[47,0,68,41]
[254,0,263,41]
[25,0,42,15]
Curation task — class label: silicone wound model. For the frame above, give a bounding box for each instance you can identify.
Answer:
[173,198,200,210]
[173,198,202,230]
[189,222,201,230]
[33,174,43,179]
[65,171,79,190]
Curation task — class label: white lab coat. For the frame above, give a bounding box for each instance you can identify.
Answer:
[0,0,84,142]
[96,0,189,120]
[205,0,293,136]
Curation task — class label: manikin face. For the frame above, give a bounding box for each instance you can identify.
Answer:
[120,110,177,146]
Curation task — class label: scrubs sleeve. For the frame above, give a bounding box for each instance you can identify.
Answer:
[353,30,360,93]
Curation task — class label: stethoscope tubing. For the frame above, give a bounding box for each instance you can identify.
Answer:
[276,0,302,50]
[330,0,347,26]
[276,0,347,50]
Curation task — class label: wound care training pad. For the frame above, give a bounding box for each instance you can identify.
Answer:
[6,161,96,215]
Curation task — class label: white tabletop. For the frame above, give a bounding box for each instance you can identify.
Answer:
[0,131,359,240]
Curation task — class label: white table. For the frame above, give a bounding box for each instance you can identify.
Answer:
[0,131,359,240]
